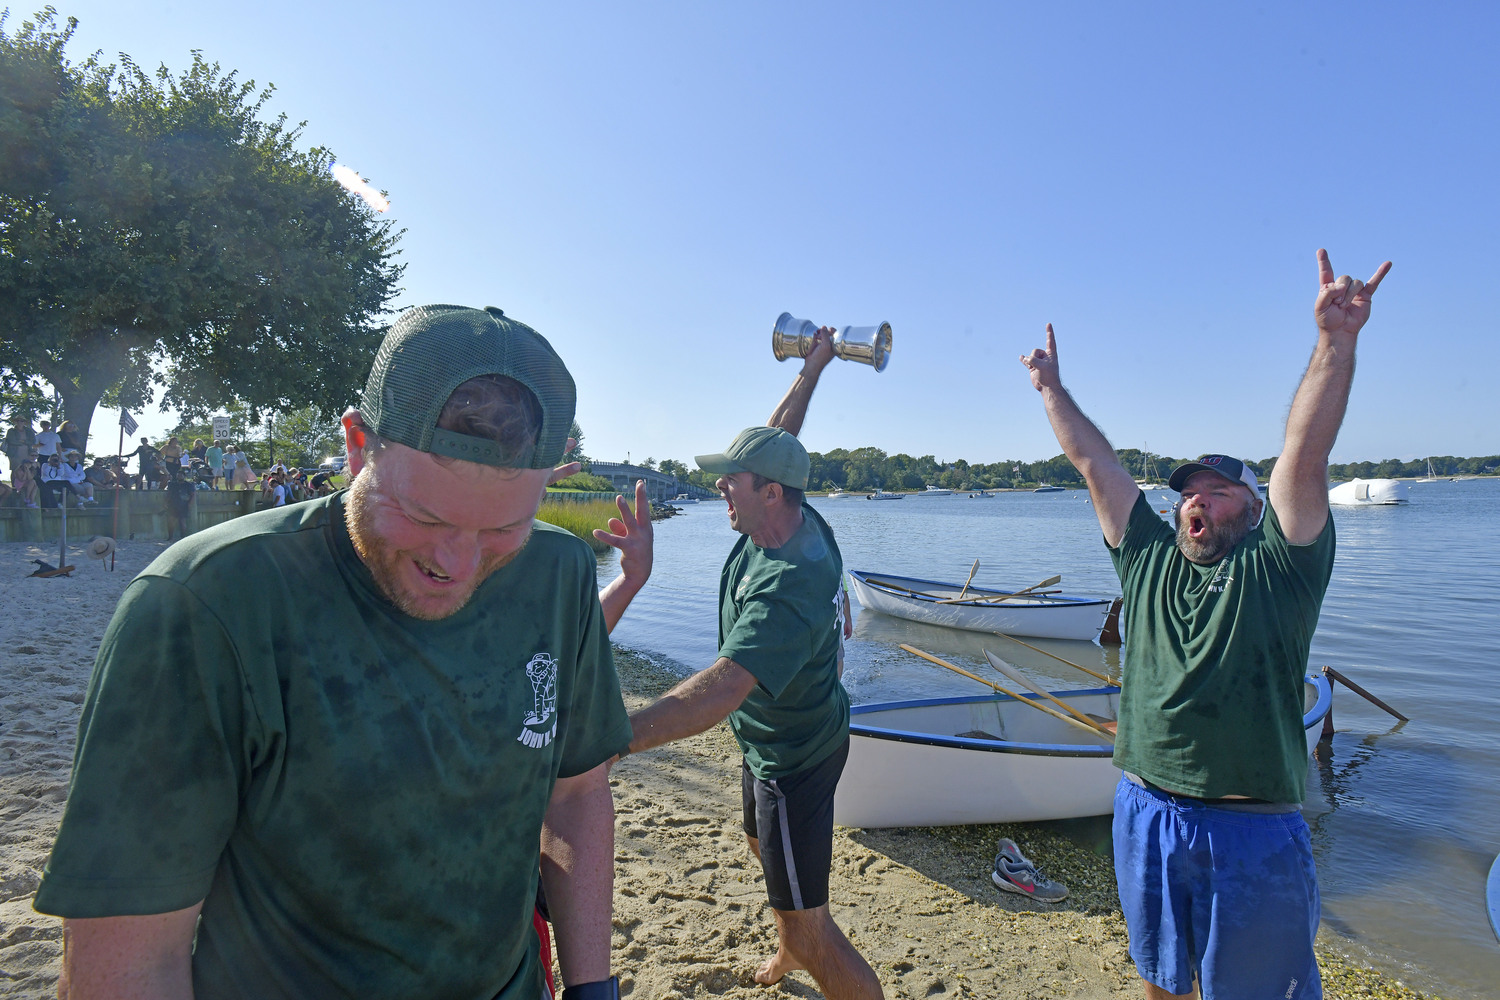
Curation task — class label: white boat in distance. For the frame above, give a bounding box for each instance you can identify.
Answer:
[826,489,855,499]
[667,494,700,506]
[847,570,1113,641]
[867,490,906,500]
[915,485,953,496]
[1329,478,1410,506]
[833,674,1331,828]
[1032,484,1066,492]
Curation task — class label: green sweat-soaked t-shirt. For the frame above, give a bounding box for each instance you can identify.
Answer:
[718,503,849,781]
[1108,492,1335,803]
[34,492,631,1000]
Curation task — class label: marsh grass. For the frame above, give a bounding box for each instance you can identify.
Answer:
[537,499,616,553]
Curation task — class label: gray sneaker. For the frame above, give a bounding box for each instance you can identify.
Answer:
[991,838,1069,903]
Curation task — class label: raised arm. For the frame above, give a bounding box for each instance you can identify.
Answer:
[595,479,654,632]
[625,657,758,756]
[1020,324,1139,546]
[540,761,616,988]
[766,327,836,435]
[58,904,203,1000]
[1269,250,1392,544]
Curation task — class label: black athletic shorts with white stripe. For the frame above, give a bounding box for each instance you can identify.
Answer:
[741,737,850,911]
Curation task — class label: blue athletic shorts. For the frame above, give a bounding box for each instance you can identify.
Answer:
[1113,776,1321,999]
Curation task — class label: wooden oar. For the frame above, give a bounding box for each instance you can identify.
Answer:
[900,644,1112,742]
[934,575,1061,605]
[956,559,980,601]
[991,631,1121,687]
[1323,665,1408,721]
[983,650,1116,740]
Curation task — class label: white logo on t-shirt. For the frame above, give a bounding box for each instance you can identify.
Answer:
[518,652,558,749]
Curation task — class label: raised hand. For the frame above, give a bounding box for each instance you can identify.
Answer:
[1019,323,1062,392]
[1314,249,1392,338]
[594,479,654,590]
[803,326,837,375]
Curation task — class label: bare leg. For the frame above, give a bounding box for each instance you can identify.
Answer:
[1142,979,1196,1000]
[744,834,882,999]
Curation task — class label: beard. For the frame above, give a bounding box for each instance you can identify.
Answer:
[345,474,530,621]
[1174,497,1256,564]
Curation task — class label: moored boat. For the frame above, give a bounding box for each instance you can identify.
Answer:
[826,489,854,499]
[867,490,905,500]
[667,493,700,507]
[1032,484,1066,492]
[833,674,1331,828]
[1489,853,1500,944]
[915,485,953,496]
[846,570,1113,641]
[1329,478,1409,506]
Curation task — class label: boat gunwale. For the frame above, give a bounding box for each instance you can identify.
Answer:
[849,674,1331,757]
[850,569,1113,610]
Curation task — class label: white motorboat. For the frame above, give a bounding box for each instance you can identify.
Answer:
[826,489,855,499]
[1032,484,1066,493]
[846,570,1113,641]
[867,490,906,500]
[833,674,1331,828]
[1329,478,1410,506]
[915,485,953,496]
[667,494,700,507]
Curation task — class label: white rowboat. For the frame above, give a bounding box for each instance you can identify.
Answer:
[847,570,1113,641]
[833,675,1331,828]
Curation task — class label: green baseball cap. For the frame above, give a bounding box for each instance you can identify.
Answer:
[695,426,810,490]
[360,305,575,469]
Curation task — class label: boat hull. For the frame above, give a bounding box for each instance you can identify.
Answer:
[848,570,1112,641]
[834,676,1331,828]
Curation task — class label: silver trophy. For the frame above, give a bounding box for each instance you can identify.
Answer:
[772,312,892,373]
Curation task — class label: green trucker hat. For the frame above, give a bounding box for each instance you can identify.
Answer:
[360,305,575,469]
[695,426,810,490]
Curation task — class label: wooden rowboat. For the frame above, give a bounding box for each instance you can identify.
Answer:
[847,569,1113,642]
[832,674,1331,828]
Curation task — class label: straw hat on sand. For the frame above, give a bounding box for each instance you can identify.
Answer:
[86,536,116,560]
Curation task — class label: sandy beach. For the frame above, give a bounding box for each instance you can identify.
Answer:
[0,538,1433,998]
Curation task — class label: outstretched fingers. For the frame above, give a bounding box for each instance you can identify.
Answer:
[1364,260,1393,295]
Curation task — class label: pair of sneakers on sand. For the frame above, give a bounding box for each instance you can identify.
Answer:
[991,838,1068,903]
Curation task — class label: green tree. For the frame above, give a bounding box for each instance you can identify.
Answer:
[658,458,688,479]
[0,10,404,447]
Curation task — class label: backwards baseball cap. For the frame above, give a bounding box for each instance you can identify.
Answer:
[1169,454,1260,496]
[360,305,575,469]
[695,426,810,490]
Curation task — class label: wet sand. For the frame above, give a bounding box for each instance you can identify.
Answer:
[0,539,1438,998]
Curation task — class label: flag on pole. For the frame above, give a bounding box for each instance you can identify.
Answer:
[119,410,138,436]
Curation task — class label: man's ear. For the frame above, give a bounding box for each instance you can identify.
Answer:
[342,410,368,477]
[765,480,783,505]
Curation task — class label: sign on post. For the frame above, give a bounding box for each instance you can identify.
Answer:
[212,415,231,442]
[119,410,138,436]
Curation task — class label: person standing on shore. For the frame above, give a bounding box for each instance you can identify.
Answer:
[35,305,634,1000]
[624,329,881,1000]
[1020,249,1391,1000]
[3,418,36,475]
[205,439,224,489]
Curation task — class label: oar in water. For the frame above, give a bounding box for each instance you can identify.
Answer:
[899,644,1113,743]
[956,559,980,601]
[991,631,1121,687]
[934,574,1062,605]
[983,650,1116,740]
[1322,665,1408,721]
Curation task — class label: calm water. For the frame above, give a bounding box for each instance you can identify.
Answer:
[599,482,1500,998]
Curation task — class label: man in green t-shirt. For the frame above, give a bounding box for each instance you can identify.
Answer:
[35,305,648,1000]
[1020,250,1391,1000]
[624,329,881,1000]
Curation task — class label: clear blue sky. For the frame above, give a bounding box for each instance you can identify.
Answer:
[43,1,1499,466]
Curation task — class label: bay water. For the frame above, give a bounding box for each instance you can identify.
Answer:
[598,480,1500,998]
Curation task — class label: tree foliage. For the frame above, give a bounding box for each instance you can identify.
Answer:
[0,8,404,444]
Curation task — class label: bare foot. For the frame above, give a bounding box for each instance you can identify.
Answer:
[754,950,804,985]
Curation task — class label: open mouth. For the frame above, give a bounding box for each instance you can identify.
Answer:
[414,560,453,584]
[1188,515,1206,539]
